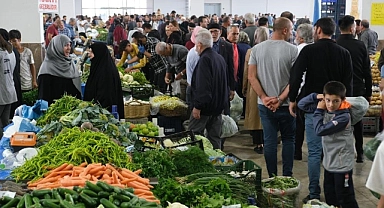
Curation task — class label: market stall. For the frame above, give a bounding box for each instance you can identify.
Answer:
[363,53,382,134]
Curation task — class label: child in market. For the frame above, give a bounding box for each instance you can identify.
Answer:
[298,81,359,208]
[9,30,37,92]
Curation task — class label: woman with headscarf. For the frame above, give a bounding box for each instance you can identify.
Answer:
[0,34,17,138]
[84,43,124,119]
[113,19,127,58]
[38,35,81,105]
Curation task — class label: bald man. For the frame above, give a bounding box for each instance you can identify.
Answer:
[248,17,298,178]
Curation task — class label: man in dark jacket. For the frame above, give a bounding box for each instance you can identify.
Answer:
[189,29,229,149]
[288,17,353,203]
[337,15,372,163]
[207,23,235,110]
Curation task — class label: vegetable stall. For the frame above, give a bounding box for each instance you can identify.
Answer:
[0,94,301,208]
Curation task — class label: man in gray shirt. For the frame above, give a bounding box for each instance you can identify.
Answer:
[359,20,378,55]
[248,17,298,177]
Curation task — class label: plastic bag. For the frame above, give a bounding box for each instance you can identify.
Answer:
[14,100,48,120]
[171,80,181,96]
[221,115,238,138]
[303,199,336,208]
[364,131,384,161]
[261,176,301,208]
[345,97,369,125]
[230,92,243,122]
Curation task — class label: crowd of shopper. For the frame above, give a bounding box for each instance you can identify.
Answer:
[1,8,383,207]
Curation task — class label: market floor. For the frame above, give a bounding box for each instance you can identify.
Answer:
[224,121,379,208]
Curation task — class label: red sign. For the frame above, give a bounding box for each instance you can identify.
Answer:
[38,0,59,13]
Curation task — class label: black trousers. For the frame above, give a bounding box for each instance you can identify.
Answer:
[324,169,359,208]
[250,130,263,145]
[295,107,305,156]
[353,120,363,155]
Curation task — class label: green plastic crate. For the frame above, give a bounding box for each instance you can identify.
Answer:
[218,160,262,193]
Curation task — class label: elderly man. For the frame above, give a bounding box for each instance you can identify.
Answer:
[359,19,378,55]
[243,13,257,46]
[45,16,61,47]
[337,15,372,163]
[155,42,188,100]
[248,17,297,178]
[188,29,229,149]
[58,21,72,39]
[208,23,235,108]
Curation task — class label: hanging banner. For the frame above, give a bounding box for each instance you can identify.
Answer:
[38,0,59,13]
[350,0,359,19]
[371,3,384,25]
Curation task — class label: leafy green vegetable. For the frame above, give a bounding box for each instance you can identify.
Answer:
[171,146,216,176]
[37,95,83,127]
[132,149,177,179]
[22,89,38,106]
[262,176,299,190]
[131,71,148,85]
[12,127,134,181]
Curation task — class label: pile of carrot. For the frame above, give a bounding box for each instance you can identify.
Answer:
[27,163,158,202]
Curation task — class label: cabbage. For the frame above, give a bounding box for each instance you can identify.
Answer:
[205,149,226,157]
[195,135,213,150]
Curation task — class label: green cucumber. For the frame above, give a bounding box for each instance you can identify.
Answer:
[124,188,134,193]
[39,199,59,203]
[32,197,41,205]
[41,200,60,208]
[98,191,110,198]
[3,197,21,208]
[79,193,97,207]
[73,186,82,193]
[16,195,25,208]
[96,181,113,192]
[24,193,33,207]
[60,199,75,208]
[31,190,52,198]
[73,203,86,208]
[114,194,131,202]
[52,189,63,200]
[113,198,121,206]
[58,188,79,200]
[100,198,118,208]
[65,193,75,204]
[81,189,98,197]
[120,202,131,208]
[112,186,122,194]
[0,196,13,203]
[44,193,52,199]
[129,196,139,205]
[121,189,136,198]
[85,181,103,192]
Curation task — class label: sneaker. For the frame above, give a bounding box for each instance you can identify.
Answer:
[254,146,263,154]
[356,154,364,163]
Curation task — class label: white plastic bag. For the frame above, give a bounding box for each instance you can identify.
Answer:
[221,115,238,138]
[230,92,243,122]
[171,80,181,96]
[345,96,369,125]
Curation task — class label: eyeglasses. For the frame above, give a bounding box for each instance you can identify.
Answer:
[210,30,220,34]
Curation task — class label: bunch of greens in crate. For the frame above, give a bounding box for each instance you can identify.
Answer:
[21,89,38,106]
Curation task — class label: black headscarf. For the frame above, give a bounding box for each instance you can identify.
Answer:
[84,43,124,119]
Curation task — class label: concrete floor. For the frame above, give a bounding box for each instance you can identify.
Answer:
[224,123,379,208]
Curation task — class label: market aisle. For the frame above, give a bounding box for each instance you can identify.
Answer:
[224,121,379,208]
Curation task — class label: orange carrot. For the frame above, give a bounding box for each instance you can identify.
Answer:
[120,178,136,184]
[105,168,112,176]
[112,171,119,184]
[133,169,142,175]
[79,162,88,167]
[127,181,150,190]
[109,183,126,188]
[88,166,106,175]
[102,179,112,184]
[91,175,98,181]
[134,189,155,196]
[60,179,86,187]
[36,182,61,190]
[106,164,125,180]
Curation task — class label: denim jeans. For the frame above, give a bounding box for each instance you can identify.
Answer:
[259,105,295,177]
[305,113,323,199]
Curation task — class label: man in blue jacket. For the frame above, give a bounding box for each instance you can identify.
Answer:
[188,29,229,149]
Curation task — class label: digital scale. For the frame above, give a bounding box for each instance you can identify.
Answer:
[10,132,37,152]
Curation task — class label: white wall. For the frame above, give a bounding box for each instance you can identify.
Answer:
[60,0,76,20]
[204,0,231,15]
[153,0,188,17]
[75,0,82,16]
[361,0,384,39]
[232,0,267,17]
[0,0,43,43]
[190,0,204,17]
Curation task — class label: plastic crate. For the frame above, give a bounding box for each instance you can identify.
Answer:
[161,131,204,151]
[131,85,154,101]
[125,117,149,124]
[158,115,183,135]
[218,160,262,193]
[363,117,380,133]
[134,135,162,152]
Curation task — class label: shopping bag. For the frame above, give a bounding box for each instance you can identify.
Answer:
[364,131,384,161]
[230,92,243,122]
[171,80,181,96]
[221,115,238,138]
[345,96,369,125]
